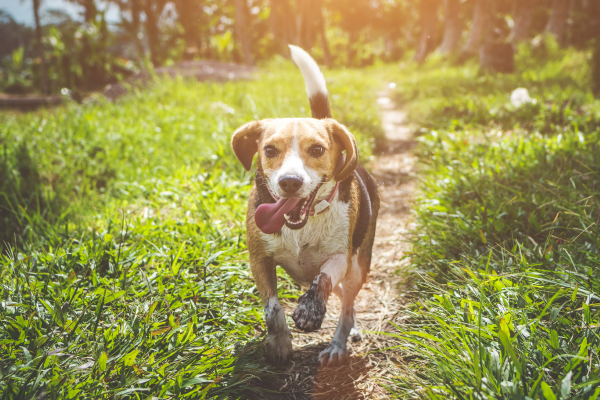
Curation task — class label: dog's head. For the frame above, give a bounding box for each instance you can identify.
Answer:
[231,118,357,230]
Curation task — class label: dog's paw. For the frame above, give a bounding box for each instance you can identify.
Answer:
[350,326,362,342]
[292,273,331,332]
[292,290,327,332]
[265,331,293,366]
[318,342,348,367]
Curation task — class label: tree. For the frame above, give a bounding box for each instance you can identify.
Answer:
[66,0,98,22]
[462,0,489,56]
[415,0,440,62]
[32,0,48,94]
[141,0,169,66]
[510,0,534,42]
[438,0,461,54]
[172,0,205,58]
[315,0,331,66]
[546,0,569,45]
[591,0,600,96]
[234,0,253,65]
[111,0,145,61]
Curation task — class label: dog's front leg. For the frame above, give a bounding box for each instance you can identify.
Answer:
[319,254,362,367]
[292,254,347,332]
[252,258,292,365]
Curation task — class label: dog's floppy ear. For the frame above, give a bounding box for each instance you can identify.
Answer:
[231,120,264,171]
[326,120,358,181]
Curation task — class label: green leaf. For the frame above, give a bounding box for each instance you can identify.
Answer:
[498,329,521,374]
[182,376,212,387]
[529,371,545,398]
[98,351,107,372]
[103,290,125,304]
[115,388,149,396]
[561,371,572,398]
[550,330,559,349]
[123,349,139,367]
[541,382,557,400]
[146,300,158,324]
[171,242,186,276]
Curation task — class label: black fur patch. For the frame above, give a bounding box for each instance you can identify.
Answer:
[254,171,276,210]
[309,92,332,119]
[352,165,374,252]
[292,273,332,332]
[356,164,379,205]
[337,173,353,203]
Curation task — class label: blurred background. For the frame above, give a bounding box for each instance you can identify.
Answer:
[1,0,599,96]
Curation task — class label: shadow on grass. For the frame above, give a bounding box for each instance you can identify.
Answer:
[0,141,55,252]
[244,343,373,400]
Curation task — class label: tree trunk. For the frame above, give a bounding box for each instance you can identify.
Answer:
[462,0,489,55]
[173,0,204,59]
[130,0,145,60]
[314,0,331,66]
[32,0,48,94]
[414,0,440,63]
[546,0,569,45]
[480,42,514,73]
[510,0,534,42]
[83,0,97,22]
[142,0,166,66]
[234,0,254,65]
[269,0,294,54]
[438,0,461,54]
[591,1,600,96]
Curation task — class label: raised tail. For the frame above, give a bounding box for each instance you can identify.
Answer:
[288,45,332,119]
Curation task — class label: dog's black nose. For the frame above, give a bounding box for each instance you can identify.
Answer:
[279,176,303,194]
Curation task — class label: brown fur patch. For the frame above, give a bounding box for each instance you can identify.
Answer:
[231,118,357,184]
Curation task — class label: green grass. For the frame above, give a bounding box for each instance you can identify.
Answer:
[386,40,600,399]
[0,59,383,399]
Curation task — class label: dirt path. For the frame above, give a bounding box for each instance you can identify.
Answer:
[250,92,417,399]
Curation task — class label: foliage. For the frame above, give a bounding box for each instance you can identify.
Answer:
[0,62,383,398]
[385,44,600,399]
[0,14,136,95]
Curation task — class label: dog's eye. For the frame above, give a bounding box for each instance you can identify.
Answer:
[309,145,325,157]
[264,146,278,157]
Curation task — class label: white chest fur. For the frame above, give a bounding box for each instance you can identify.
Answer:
[261,199,350,286]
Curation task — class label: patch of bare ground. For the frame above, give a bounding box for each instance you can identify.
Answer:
[247,92,417,399]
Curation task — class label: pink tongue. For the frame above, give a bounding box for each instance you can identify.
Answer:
[255,198,301,234]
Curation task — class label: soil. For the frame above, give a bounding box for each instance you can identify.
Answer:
[247,92,419,399]
[0,61,254,110]
[102,60,254,101]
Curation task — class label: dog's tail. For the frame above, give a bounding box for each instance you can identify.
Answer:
[289,45,332,119]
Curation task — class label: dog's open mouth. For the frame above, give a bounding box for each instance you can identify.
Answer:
[254,184,322,234]
[283,184,322,230]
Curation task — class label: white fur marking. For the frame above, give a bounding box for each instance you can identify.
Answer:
[270,120,323,199]
[320,254,348,288]
[289,45,328,99]
[262,192,349,285]
[264,297,287,332]
[330,254,361,345]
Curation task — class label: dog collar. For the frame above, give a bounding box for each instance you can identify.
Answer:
[310,182,340,215]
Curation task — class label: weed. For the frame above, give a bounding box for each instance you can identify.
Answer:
[387,43,600,399]
[0,62,383,398]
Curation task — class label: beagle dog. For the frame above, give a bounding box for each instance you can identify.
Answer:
[231,45,379,367]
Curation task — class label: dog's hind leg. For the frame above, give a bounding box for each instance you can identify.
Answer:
[318,253,362,367]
